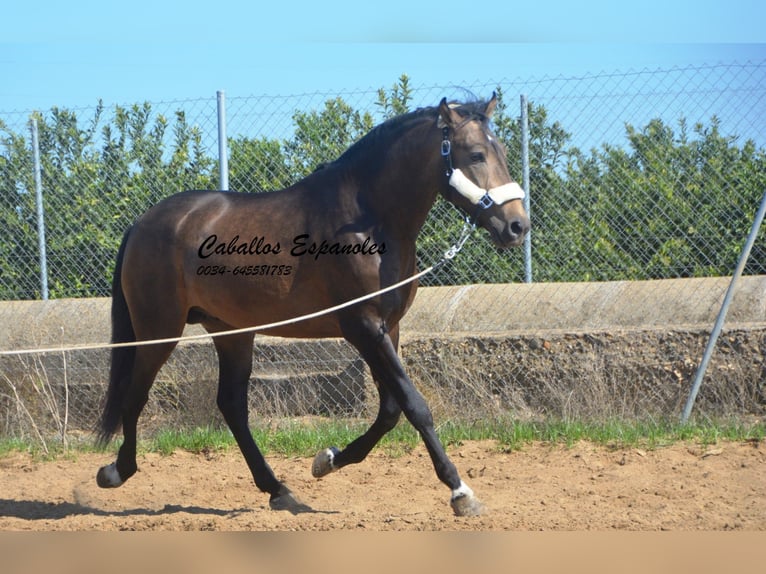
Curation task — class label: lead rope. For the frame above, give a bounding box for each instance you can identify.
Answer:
[0,219,476,356]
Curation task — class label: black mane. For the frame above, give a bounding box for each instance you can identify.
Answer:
[333,98,492,166]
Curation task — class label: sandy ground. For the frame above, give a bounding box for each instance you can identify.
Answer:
[0,439,763,531]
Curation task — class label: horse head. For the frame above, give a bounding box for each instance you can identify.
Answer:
[437,94,531,248]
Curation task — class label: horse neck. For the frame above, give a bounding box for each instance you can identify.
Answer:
[352,121,444,242]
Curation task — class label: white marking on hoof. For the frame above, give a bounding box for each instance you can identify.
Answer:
[311,447,339,478]
[450,481,485,517]
[96,462,124,488]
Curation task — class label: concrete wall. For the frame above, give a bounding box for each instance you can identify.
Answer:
[1,276,765,350]
[400,276,766,336]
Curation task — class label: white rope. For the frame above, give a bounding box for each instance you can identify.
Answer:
[0,265,438,357]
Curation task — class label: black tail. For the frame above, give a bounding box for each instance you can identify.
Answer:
[97,227,136,445]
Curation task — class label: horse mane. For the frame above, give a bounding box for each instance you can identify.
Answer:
[332,98,492,167]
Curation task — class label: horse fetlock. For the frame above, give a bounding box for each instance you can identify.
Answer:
[311,446,341,478]
[450,481,485,517]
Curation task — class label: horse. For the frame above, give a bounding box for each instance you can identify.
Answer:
[95,94,530,516]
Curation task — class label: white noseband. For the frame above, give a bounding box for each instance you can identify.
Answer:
[449,168,525,208]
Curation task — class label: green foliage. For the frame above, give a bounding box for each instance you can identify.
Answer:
[491,87,766,282]
[550,116,766,280]
[0,102,216,299]
[283,97,374,178]
[229,137,292,192]
[376,74,413,119]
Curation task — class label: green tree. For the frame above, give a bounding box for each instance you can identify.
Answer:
[283,97,374,179]
[557,116,766,280]
[0,103,216,299]
[229,137,291,192]
[375,74,413,119]
[0,119,39,299]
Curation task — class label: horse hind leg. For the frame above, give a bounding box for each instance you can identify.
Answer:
[97,341,178,488]
[211,330,311,513]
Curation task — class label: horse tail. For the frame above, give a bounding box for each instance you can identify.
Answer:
[97,227,136,445]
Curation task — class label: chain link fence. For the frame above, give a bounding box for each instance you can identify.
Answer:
[1,61,765,444]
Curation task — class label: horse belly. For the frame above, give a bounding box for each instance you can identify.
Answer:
[184,255,345,338]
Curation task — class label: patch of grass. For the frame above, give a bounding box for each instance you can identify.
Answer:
[140,420,421,458]
[0,433,108,461]
[2,416,763,460]
[0,437,34,458]
[146,426,236,456]
[434,416,765,453]
[254,420,421,457]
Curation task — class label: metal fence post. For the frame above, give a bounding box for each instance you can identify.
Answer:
[30,117,49,300]
[680,188,766,423]
[520,94,532,283]
[217,90,229,191]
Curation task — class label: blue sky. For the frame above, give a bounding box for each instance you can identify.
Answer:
[2,1,765,113]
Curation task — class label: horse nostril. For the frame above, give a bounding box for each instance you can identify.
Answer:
[509,218,529,239]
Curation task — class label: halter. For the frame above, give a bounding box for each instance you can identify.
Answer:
[441,126,525,216]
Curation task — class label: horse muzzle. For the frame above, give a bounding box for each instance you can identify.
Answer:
[487,213,531,248]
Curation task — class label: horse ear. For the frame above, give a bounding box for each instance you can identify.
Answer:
[438,97,460,128]
[484,92,498,117]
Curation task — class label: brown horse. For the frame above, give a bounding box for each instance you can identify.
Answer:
[96,94,530,516]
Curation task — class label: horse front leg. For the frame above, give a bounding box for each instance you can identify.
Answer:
[320,318,484,517]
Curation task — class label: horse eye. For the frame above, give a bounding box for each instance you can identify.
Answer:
[470,152,486,163]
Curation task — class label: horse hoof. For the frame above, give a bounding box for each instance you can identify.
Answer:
[269,485,312,514]
[96,462,124,488]
[451,494,485,516]
[311,447,340,478]
[450,482,485,517]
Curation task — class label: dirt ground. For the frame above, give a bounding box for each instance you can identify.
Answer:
[1,439,763,531]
